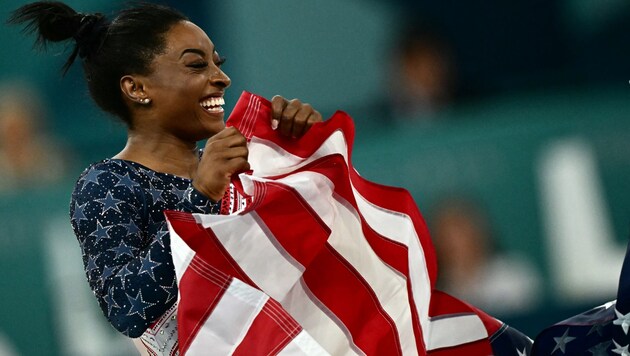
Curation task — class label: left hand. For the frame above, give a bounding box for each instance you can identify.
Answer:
[271,95,323,138]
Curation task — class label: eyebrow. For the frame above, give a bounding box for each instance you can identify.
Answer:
[179,47,217,59]
[180,48,206,59]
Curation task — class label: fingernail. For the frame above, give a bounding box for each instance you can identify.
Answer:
[271,119,278,130]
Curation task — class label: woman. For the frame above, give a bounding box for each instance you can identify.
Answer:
[9,2,322,353]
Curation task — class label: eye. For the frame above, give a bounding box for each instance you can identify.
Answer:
[188,61,208,69]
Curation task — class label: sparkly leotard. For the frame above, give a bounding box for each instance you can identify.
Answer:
[69,158,220,338]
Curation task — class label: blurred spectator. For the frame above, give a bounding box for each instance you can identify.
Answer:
[0,83,69,192]
[430,196,542,316]
[386,22,458,123]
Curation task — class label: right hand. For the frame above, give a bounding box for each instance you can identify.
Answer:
[192,127,249,201]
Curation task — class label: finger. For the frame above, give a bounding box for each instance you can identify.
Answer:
[210,126,240,139]
[278,99,302,137]
[271,95,288,128]
[309,110,323,123]
[221,146,249,160]
[300,111,322,136]
[206,129,246,149]
[226,157,251,175]
[291,104,313,138]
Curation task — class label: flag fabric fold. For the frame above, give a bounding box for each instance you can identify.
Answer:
[165,91,532,355]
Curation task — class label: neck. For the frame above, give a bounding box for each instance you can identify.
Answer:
[113,130,199,179]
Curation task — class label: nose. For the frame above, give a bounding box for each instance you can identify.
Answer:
[210,69,231,89]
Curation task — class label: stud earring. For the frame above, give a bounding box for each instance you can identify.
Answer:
[140,98,151,104]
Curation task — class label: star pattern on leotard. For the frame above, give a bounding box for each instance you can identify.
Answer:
[70,158,221,338]
[81,168,105,187]
[100,265,116,283]
[148,183,166,204]
[90,221,112,242]
[119,265,133,289]
[171,186,188,200]
[114,172,140,189]
[160,278,178,304]
[72,202,88,224]
[126,290,155,320]
[124,218,141,236]
[155,228,169,249]
[138,250,162,281]
[110,240,135,260]
[96,191,125,215]
[86,254,99,272]
[104,290,120,316]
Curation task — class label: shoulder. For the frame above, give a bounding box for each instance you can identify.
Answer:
[71,159,146,204]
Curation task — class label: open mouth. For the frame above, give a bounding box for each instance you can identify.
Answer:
[200,96,225,114]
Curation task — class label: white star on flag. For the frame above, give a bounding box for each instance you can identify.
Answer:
[615,309,630,335]
[552,329,576,354]
[613,340,630,356]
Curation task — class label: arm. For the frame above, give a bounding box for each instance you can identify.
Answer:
[69,162,218,337]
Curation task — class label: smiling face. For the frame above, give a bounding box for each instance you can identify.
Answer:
[138,21,231,141]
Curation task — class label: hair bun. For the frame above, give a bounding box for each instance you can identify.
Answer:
[73,13,107,59]
[8,2,109,73]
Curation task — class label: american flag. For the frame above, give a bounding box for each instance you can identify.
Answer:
[165,92,532,355]
[532,241,630,356]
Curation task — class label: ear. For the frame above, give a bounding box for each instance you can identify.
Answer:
[120,75,150,104]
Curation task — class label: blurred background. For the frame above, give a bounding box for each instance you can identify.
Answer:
[1,0,630,354]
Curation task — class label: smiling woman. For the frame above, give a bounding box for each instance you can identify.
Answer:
[8,2,321,354]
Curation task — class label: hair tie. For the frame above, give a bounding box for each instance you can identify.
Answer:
[62,13,107,73]
[74,13,107,58]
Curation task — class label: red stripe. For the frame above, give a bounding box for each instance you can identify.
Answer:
[177,256,231,354]
[233,298,301,356]
[427,338,493,355]
[252,182,330,268]
[226,91,272,141]
[166,210,256,287]
[303,244,403,355]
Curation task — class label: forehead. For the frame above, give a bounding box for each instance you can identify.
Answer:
[163,21,214,54]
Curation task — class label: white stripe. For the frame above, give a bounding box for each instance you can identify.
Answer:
[281,280,363,356]
[278,330,331,356]
[247,130,349,178]
[193,212,305,301]
[166,220,196,289]
[426,314,487,351]
[186,278,268,355]
[352,189,432,348]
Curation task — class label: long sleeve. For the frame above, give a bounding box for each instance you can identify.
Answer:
[69,160,219,337]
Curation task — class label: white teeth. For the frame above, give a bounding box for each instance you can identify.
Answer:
[201,96,225,109]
